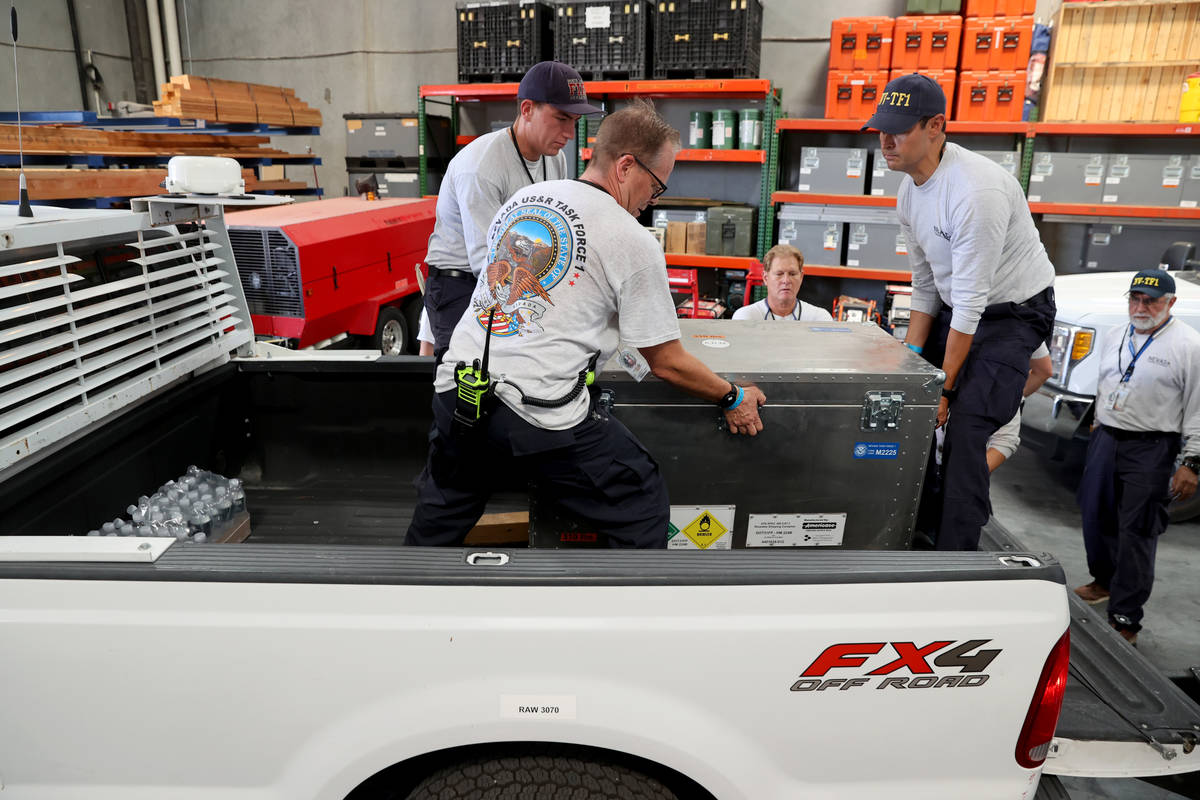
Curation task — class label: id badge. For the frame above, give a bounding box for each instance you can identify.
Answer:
[1109,386,1130,411]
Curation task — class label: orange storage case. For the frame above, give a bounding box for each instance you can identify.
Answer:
[826,70,888,120]
[889,69,958,120]
[964,0,1036,17]
[829,17,895,71]
[961,16,1034,72]
[892,16,963,71]
[955,71,1026,121]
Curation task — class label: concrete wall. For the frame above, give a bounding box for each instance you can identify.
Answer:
[8,0,1065,193]
[0,0,138,112]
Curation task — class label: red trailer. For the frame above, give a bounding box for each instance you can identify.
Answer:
[226,197,435,354]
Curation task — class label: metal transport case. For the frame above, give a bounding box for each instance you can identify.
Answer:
[1027,152,1106,204]
[530,320,943,549]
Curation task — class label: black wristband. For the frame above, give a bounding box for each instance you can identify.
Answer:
[941,386,958,402]
[717,382,739,410]
[1183,456,1200,474]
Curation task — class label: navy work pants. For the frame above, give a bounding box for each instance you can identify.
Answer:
[1076,425,1178,633]
[405,390,670,548]
[919,289,1056,551]
[423,269,477,365]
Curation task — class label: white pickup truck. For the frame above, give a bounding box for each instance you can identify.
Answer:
[1,189,1198,799]
[1022,244,1200,517]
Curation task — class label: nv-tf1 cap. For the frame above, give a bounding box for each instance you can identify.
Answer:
[518,61,604,116]
[861,73,946,134]
[1129,269,1175,298]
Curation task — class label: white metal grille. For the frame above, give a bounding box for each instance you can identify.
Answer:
[0,227,251,472]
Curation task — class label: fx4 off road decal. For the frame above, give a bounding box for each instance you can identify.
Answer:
[790,640,1001,692]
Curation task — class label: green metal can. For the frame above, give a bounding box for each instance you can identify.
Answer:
[737,108,762,150]
[711,109,736,149]
[688,111,712,149]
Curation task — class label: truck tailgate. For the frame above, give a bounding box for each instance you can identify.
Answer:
[0,546,1067,800]
[982,519,1200,777]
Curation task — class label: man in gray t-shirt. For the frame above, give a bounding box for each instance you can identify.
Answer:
[863,73,1055,552]
[423,61,603,363]
[406,100,766,548]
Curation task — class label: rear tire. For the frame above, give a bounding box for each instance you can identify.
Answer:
[374,306,409,356]
[406,752,678,800]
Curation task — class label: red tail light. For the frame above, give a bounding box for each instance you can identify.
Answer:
[1015,630,1071,768]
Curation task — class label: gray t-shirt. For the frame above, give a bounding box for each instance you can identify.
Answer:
[1095,319,1200,456]
[424,128,570,275]
[897,142,1055,335]
[731,298,833,321]
[435,179,681,430]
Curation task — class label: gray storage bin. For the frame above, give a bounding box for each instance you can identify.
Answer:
[1027,152,1106,204]
[795,147,867,195]
[1102,154,1186,207]
[1184,156,1200,207]
[777,204,844,265]
[842,207,910,270]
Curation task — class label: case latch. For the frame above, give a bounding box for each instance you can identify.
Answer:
[861,391,904,432]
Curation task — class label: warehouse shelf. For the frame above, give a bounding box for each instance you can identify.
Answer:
[581,148,765,163]
[1030,122,1199,137]
[803,264,912,282]
[775,118,1028,135]
[455,135,478,146]
[664,254,760,270]
[771,192,897,208]
[421,79,773,101]
[1027,202,1200,220]
[0,110,320,137]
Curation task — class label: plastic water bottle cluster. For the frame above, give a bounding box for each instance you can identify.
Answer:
[86,466,247,543]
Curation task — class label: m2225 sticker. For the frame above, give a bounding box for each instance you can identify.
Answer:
[500,695,577,720]
[746,513,846,547]
[853,442,899,459]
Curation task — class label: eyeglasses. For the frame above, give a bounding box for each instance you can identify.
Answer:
[1127,292,1168,309]
[624,152,668,199]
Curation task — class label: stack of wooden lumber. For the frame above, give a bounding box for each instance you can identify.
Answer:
[153,75,322,127]
[0,167,307,200]
[1044,0,1200,122]
[0,124,312,162]
[0,123,315,203]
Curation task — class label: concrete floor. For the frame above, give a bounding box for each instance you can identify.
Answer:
[990,440,1200,800]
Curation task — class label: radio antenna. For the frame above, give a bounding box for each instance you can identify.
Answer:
[11,3,33,217]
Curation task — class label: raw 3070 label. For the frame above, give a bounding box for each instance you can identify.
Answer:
[790,640,1000,692]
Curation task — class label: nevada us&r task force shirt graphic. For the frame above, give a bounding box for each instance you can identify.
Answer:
[435,179,681,430]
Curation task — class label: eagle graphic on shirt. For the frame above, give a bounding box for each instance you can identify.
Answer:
[476,206,575,337]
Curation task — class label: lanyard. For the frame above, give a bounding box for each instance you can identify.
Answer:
[575,178,612,199]
[764,301,799,320]
[1117,317,1171,383]
[509,126,545,186]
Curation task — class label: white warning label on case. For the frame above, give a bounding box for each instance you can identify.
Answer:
[500,695,577,720]
[746,513,847,547]
[668,505,734,550]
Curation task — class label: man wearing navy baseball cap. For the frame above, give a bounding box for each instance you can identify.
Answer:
[1075,268,1200,646]
[864,72,1057,552]
[423,61,603,362]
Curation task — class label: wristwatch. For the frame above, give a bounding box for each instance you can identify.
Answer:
[717,383,741,410]
[941,386,958,402]
[1182,456,1200,474]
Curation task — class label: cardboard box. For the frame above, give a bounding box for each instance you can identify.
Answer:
[685,222,707,254]
[646,226,666,250]
[214,511,252,544]
[665,221,688,254]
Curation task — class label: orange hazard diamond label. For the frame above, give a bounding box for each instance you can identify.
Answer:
[682,510,728,549]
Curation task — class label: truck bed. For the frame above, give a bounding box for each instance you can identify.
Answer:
[1,356,1197,784]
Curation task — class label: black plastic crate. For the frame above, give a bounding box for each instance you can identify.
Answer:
[554,2,652,80]
[652,0,762,79]
[457,1,554,83]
